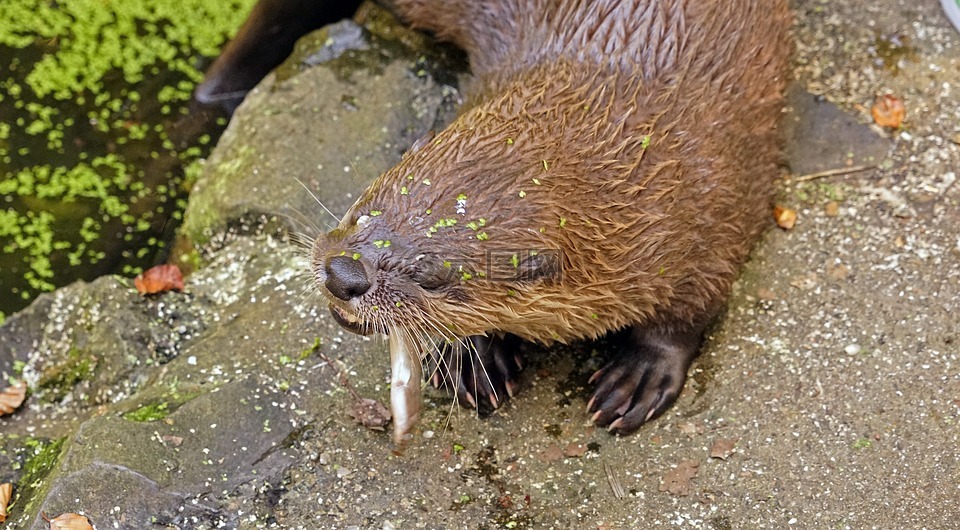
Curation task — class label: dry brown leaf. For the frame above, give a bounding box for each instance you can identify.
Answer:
[42,512,94,529]
[659,459,700,496]
[563,442,587,458]
[134,264,184,295]
[871,94,905,128]
[677,421,699,437]
[0,381,27,415]
[161,435,184,447]
[773,205,797,230]
[824,200,840,217]
[347,397,391,431]
[0,482,12,523]
[826,263,850,281]
[537,444,564,463]
[757,287,777,301]
[709,437,740,460]
[789,272,818,290]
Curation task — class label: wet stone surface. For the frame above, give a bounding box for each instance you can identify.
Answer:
[1,1,959,529]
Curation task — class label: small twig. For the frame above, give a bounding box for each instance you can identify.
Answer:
[604,462,625,499]
[793,164,876,182]
[317,351,362,402]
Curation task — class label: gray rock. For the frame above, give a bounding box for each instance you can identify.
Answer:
[782,84,892,176]
[180,14,463,245]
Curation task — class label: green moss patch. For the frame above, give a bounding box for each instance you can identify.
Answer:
[35,347,98,403]
[122,401,171,422]
[10,437,68,516]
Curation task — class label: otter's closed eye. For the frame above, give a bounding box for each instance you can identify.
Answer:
[412,258,453,290]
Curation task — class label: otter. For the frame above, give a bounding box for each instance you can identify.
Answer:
[207,0,792,444]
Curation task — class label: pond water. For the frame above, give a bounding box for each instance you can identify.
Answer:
[0,0,257,320]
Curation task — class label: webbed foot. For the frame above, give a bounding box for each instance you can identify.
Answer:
[427,334,523,413]
[587,326,701,434]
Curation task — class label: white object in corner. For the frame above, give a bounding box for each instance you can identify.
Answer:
[943,0,960,33]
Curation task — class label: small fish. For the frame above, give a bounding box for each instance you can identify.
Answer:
[389,331,422,447]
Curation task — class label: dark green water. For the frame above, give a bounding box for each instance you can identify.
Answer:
[0,0,256,320]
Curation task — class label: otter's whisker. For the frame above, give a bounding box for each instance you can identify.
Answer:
[274,206,331,238]
[293,176,341,224]
[289,230,317,252]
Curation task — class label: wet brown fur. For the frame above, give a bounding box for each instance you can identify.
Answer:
[314,0,791,349]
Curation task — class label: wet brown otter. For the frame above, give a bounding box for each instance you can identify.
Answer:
[212,0,792,443]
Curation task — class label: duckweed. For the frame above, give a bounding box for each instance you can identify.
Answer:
[0,0,256,315]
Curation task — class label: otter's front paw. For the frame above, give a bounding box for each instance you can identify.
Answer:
[427,334,523,413]
[586,327,700,434]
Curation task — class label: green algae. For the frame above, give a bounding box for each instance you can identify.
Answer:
[0,0,255,100]
[0,0,256,314]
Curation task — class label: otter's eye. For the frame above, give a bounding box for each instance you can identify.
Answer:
[411,257,451,291]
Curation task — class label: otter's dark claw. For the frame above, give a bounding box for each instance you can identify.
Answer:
[587,326,701,434]
[427,334,523,413]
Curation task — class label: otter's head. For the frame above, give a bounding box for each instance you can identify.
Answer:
[311,116,579,348]
[311,116,576,445]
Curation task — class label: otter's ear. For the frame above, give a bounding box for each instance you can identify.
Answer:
[405,130,436,158]
[517,250,563,282]
[485,250,563,283]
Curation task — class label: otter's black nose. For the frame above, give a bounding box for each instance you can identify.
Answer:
[324,255,371,301]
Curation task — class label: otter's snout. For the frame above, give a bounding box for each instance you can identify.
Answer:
[324,254,371,301]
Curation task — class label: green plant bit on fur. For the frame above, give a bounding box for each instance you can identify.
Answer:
[433,218,457,229]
